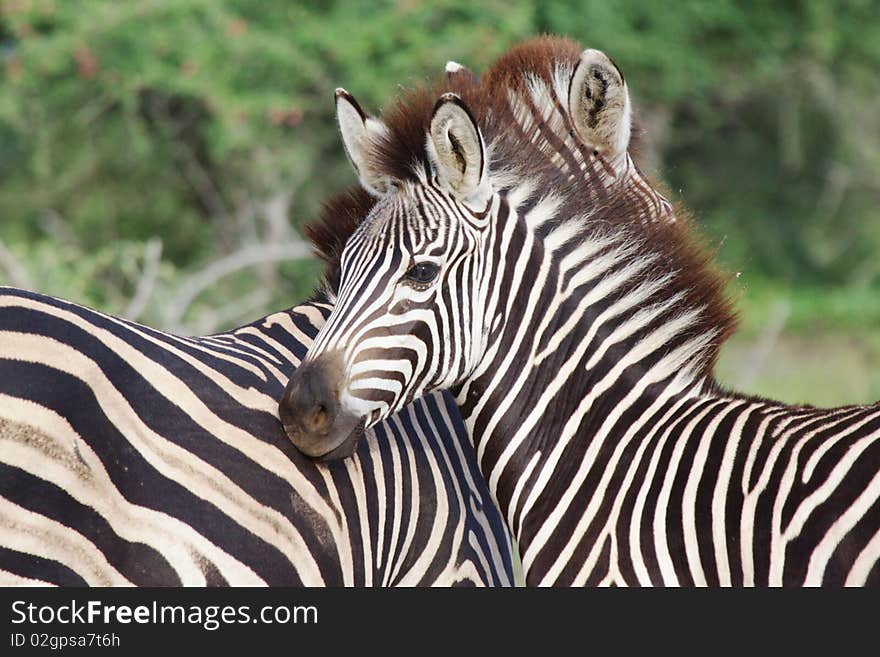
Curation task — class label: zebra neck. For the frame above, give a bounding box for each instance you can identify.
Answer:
[453,216,730,581]
[454,352,719,582]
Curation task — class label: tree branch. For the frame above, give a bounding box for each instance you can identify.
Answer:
[123,237,163,322]
[192,288,272,335]
[164,240,311,332]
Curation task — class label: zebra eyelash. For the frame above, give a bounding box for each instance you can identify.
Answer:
[402,261,441,289]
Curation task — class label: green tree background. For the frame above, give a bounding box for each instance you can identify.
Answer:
[1,0,879,404]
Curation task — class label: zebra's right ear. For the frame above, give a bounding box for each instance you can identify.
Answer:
[568,49,632,160]
[427,93,490,207]
[335,88,390,197]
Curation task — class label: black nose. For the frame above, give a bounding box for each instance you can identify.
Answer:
[280,360,339,444]
[280,352,366,461]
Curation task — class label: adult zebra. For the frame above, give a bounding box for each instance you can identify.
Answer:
[280,37,880,586]
[0,286,514,586]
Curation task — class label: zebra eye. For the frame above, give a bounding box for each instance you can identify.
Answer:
[404,262,440,285]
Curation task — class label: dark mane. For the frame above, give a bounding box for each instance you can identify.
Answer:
[304,186,375,297]
[481,34,584,93]
[304,36,737,378]
[370,77,484,184]
[304,37,587,282]
[365,37,590,185]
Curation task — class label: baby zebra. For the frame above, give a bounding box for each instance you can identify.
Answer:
[280,36,880,586]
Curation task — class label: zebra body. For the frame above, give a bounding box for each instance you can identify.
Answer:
[0,286,513,586]
[281,37,880,586]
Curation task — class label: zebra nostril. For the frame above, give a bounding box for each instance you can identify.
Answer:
[311,404,329,432]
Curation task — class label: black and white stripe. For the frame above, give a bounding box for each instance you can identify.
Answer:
[0,286,513,586]
[291,37,880,586]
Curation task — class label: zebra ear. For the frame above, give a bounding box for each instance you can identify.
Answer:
[568,49,632,159]
[427,93,490,205]
[335,88,390,196]
[445,60,478,85]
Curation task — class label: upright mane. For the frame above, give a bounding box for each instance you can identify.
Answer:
[304,186,375,298]
[305,35,737,378]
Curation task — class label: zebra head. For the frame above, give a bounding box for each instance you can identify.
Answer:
[281,47,637,460]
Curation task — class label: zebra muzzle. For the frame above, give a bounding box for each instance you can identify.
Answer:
[280,353,366,461]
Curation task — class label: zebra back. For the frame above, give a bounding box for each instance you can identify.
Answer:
[0,286,513,586]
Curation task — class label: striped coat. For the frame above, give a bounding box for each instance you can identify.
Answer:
[0,287,513,586]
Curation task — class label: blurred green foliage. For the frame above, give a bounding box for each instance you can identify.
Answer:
[716,280,880,405]
[0,0,532,244]
[0,1,879,341]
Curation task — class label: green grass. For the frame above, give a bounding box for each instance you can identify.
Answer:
[727,279,880,335]
[716,331,880,406]
[715,279,880,406]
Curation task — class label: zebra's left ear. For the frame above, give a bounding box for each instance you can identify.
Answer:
[335,88,391,196]
[427,93,491,206]
[445,60,478,85]
[568,49,632,159]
